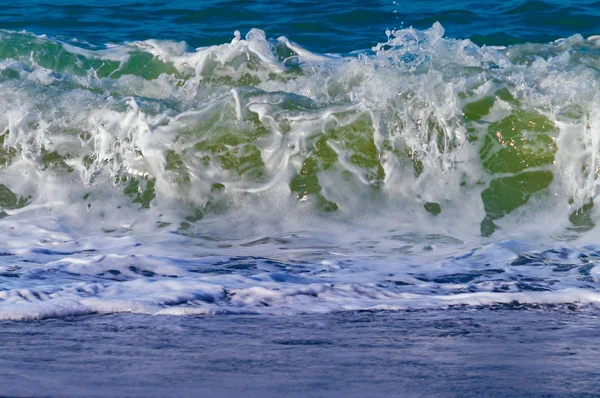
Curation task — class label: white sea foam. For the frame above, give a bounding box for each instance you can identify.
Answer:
[1,25,600,319]
[0,210,599,321]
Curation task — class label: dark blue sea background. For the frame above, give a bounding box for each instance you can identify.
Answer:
[3,0,600,51]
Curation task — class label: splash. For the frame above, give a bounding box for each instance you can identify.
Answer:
[1,25,600,319]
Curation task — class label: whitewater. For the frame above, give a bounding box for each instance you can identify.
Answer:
[1,23,600,320]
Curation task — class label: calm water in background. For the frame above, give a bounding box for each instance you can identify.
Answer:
[2,1,600,396]
[3,0,600,51]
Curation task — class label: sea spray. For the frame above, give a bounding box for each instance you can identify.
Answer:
[1,24,600,319]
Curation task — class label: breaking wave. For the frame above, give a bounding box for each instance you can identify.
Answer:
[2,24,600,319]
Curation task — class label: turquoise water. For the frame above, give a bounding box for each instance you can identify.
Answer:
[2,1,600,396]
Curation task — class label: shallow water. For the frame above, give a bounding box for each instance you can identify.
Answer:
[3,308,600,397]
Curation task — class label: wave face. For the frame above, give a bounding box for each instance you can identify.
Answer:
[1,24,600,319]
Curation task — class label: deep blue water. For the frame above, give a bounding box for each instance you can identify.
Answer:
[2,0,600,52]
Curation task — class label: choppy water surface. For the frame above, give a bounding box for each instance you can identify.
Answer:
[1,0,600,396]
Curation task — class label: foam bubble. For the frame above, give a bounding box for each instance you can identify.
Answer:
[1,25,600,319]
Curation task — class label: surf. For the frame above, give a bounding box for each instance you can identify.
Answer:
[1,23,600,320]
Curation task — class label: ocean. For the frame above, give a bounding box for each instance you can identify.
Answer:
[1,1,600,396]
